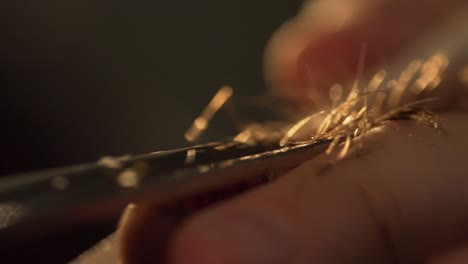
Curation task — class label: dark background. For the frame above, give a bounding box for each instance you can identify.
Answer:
[1,0,302,262]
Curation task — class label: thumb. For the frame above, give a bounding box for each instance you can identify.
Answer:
[169,113,468,264]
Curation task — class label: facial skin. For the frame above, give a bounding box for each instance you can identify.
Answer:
[117,1,468,263]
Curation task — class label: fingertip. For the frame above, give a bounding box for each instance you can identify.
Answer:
[263,19,313,102]
[263,0,363,105]
[265,25,386,108]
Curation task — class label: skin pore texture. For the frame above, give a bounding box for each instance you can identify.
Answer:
[117,0,468,263]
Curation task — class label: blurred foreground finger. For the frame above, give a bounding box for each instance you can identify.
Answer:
[264,0,465,104]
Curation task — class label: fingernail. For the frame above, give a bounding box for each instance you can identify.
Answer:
[172,208,293,264]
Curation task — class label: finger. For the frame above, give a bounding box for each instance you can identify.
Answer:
[264,0,463,103]
[169,112,468,264]
[430,244,468,264]
[116,203,185,263]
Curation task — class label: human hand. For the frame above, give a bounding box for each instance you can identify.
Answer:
[118,1,468,263]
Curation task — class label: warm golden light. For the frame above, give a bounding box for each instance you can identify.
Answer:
[337,135,351,160]
[193,118,208,130]
[117,169,140,188]
[387,59,422,107]
[233,129,252,143]
[185,86,233,142]
[368,70,387,92]
[185,149,197,165]
[184,52,448,162]
[294,53,447,159]
[412,53,449,94]
[280,115,314,146]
